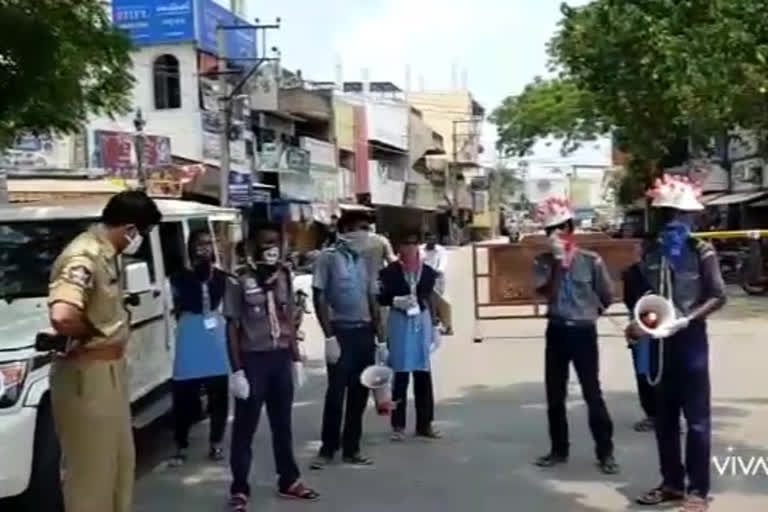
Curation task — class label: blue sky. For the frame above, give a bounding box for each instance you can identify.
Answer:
[237,0,593,162]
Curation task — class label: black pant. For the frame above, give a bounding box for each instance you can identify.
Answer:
[172,375,229,450]
[545,322,614,460]
[391,371,434,433]
[230,350,299,495]
[319,323,376,458]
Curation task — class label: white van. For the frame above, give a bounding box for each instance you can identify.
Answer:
[0,197,241,510]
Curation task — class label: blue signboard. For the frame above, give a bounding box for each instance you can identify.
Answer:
[228,171,252,207]
[112,0,195,45]
[196,0,257,60]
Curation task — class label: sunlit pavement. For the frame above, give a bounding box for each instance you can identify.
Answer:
[134,247,768,511]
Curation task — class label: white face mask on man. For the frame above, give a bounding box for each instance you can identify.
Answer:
[123,229,144,255]
[262,246,280,265]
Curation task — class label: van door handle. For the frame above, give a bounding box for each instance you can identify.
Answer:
[152,289,161,298]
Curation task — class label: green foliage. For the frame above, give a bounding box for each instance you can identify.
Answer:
[0,0,135,146]
[495,0,768,204]
[491,77,609,157]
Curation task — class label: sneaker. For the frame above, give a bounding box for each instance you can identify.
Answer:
[168,449,187,468]
[597,455,620,475]
[209,445,225,462]
[228,493,248,511]
[309,454,333,471]
[534,452,568,468]
[342,453,374,466]
[633,417,655,432]
[390,429,406,442]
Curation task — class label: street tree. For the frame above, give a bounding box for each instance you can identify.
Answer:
[0,0,134,146]
[494,0,768,204]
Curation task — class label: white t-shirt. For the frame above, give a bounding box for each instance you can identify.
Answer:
[421,244,447,294]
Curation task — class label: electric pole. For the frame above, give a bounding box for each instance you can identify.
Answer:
[215,18,281,207]
[133,108,147,191]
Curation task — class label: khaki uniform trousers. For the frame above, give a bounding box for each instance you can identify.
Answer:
[50,357,134,512]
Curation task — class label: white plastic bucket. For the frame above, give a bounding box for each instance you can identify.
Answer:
[634,294,676,337]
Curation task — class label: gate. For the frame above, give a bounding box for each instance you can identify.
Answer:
[471,234,641,342]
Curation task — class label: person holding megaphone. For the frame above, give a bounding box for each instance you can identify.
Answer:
[532,197,619,475]
[627,175,726,511]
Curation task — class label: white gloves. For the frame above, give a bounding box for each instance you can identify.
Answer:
[230,370,250,400]
[431,325,442,353]
[653,317,690,339]
[292,361,306,389]
[550,232,566,261]
[375,343,389,365]
[325,336,341,364]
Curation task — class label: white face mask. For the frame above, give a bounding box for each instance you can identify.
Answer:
[123,232,143,255]
[262,246,280,265]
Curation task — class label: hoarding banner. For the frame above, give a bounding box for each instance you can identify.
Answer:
[197,0,256,60]
[93,130,172,178]
[112,0,195,46]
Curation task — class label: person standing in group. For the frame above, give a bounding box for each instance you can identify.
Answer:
[421,231,447,294]
[628,176,726,511]
[421,231,453,336]
[532,197,619,475]
[311,210,385,469]
[380,231,442,441]
[168,229,231,466]
[224,223,319,510]
[47,191,162,512]
[622,243,657,433]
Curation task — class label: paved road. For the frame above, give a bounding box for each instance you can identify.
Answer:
[135,247,768,511]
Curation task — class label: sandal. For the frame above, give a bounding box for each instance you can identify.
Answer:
[279,481,320,501]
[680,494,709,511]
[228,493,248,511]
[342,453,373,466]
[636,486,684,505]
[534,453,568,467]
[633,417,655,432]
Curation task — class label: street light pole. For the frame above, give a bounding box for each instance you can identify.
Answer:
[133,109,147,191]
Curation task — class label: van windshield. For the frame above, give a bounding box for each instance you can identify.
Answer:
[0,220,91,301]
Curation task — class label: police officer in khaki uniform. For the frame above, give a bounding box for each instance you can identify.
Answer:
[47,191,161,512]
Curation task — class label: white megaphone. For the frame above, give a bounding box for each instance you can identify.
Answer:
[360,364,395,416]
[633,294,676,338]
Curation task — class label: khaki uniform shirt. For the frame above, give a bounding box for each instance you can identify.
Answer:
[48,225,129,348]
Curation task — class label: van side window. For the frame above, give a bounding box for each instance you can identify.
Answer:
[160,221,186,278]
[188,217,208,235]
[123,236,156,283]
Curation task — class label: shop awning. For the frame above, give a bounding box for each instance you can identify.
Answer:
[339,202,373,212]
[749,197,768,207]
[706,190,768,206]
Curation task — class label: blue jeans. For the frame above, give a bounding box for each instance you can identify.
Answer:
[230,350,299,495]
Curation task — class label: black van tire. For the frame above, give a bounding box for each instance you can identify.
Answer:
[17,397,63,512]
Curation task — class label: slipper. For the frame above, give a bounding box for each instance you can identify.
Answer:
[534,453,568,467]
[416,427,443,439]
[633,418,655,432]
[228,493,248,511]
[278,481,320,501]
[636,486,685,505]
[391,430,406,442]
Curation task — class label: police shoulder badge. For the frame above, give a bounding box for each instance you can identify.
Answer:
[66,265,93,288]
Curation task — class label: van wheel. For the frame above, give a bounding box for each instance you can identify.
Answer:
[17,397,63,512]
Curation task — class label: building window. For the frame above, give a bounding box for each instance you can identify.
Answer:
[153,54,181,109]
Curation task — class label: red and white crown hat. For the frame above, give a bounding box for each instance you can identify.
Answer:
[536,197,574,228]
[646,174,704,211]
